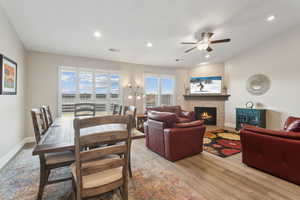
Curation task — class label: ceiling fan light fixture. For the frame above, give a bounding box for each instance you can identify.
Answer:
[197,42,209,51]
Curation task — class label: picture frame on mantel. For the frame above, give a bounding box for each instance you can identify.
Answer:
[0,54,17,95]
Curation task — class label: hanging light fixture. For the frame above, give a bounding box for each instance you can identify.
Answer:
[197,41,209,51]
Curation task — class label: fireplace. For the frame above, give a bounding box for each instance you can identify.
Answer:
[194,107,217,125]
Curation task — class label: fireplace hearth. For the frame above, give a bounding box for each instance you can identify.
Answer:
[195,107,217,125]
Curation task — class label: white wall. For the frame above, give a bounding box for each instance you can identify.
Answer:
[0,6,27,163]
[189,64,225,78]
[225,26,300,130]
[26,51,188,137]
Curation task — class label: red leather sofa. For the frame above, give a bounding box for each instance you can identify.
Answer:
[145,105,195,123]
[144,111,205,161]
[240,116,300,185]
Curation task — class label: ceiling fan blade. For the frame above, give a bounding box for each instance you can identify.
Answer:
[210,39,231,44]
[185,46,197,53]
[207,46,213,52]
[181,42,197,45]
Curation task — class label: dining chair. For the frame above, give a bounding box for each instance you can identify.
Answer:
[123,105,137,128]
[112,104,123,115]
[41,105,53,129]
[72,115,132,200]
[122,105,137,178]
[74,103,96,117]
[31,109,75,200]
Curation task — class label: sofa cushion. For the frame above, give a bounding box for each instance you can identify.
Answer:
[173,120,204,128]
[286,120,300,132]
[243,125,300,140]
[177,117,192,123]
[163,106,182,116]
[147,111,179,127]
[283,116,300,130]
[145,106,164,114]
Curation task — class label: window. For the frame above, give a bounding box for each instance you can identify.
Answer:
[59,66,122,116]
[144,74,175,107]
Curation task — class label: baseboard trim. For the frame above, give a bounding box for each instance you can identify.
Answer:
[0,137,35,170]
[225,122,236,129]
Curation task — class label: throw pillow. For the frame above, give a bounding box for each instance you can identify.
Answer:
[286,120,300,132]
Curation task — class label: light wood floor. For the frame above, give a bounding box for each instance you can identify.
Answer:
[131,138,300,200]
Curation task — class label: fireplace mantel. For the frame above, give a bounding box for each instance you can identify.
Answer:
[183,94,230,100]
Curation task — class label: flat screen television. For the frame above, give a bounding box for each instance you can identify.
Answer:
[190,76,222,94]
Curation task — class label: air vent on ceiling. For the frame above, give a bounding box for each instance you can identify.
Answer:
[108,48,120,52]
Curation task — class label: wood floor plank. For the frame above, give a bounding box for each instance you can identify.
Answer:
[131,138,300,200]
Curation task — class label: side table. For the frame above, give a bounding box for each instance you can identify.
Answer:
[136,114,147,133]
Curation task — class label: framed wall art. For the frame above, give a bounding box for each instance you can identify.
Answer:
[0,54,17,95]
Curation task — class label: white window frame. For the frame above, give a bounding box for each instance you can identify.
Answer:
[58,66,123,116]
[143,73,175,108]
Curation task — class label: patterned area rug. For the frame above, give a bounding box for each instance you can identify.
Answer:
[0,148,205,200]
[203,129,241,158]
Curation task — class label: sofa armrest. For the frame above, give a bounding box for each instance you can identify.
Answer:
[173,120,204,128]
[180,110,195,121]
[242,125,300,140]
[163,126,206,161]
[146,119,166,156]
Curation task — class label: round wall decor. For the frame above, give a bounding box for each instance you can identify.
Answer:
[246,74,270,96]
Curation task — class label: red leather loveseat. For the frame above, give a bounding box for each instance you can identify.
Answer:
[144,110,205,161]
[145,105,195,123]
[240,116,300,185]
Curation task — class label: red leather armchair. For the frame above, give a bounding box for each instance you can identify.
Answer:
[144,111,206,161]
[145,105,195,123]
[240,116,300,185]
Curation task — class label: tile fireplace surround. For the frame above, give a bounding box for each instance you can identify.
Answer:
[185,99,225,127]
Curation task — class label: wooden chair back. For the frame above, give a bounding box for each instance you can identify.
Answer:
[74,103,96,117]
[123,105,137,128]
[112,104,122,115]
[73,115,132,198]
[31,109,48,143]
[41,105,53,129]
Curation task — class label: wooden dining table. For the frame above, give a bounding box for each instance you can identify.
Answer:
[33,117,76,156]
[32,116,141,156]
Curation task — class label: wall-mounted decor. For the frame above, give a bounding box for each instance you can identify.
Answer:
[245,101,254,109]
[0,55,17,95]
[190,76,222,94]
[246,74,270,96]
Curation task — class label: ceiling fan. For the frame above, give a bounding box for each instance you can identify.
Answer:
[181,32,231,53]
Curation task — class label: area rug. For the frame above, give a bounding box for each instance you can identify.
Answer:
[203,129,241,158]
[0,148,205,200]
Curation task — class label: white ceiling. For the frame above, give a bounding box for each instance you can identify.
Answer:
[1,0,300,67]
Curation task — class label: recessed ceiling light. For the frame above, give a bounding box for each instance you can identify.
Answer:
[147,42,153,47]
[94,31,102,38]
[205,54,210,59]
[199,62,209,66]
[267,15,276,22]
